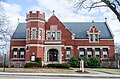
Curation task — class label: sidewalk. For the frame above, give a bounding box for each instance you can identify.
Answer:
[0,71,120,78]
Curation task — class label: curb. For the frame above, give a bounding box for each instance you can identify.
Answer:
[0,72,120,78]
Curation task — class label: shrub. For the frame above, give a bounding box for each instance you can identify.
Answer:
[47,63,70,68]
[68,56,102,68]
[24,62,42,68]
[81,56,89,67]
[68,56,80,67]
[88,57,102,68]
[68,56,88,67]
[35,58,42,66]
[36,58,42,63]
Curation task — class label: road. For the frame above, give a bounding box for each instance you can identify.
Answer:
[0,75,120,79]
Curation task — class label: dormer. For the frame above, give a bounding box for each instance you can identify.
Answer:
[87,21,101,43]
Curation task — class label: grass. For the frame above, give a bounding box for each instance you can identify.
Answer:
[0,68,81,74]
[86,68,120,75]
[0,68,120,75]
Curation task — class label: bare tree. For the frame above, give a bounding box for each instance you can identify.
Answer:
[0,0,13,63]
[69,0,120,21]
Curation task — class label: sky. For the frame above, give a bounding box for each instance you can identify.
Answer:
[1,0,120,43]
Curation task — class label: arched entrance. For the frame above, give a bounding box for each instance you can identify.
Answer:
[47,49,58,62]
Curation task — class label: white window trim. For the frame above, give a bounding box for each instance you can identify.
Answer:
[87,28,100,43]
[57,31,61,40]
[20,51,25,58]
[13,51,18,58]
[65,47,71,59]
[89,33,100,43]
[46,30,61,40]
[77,46,110,50]
[31,28,37,40]
[27,28,30,40]
[38,28,43,40]
[79,51,84,56]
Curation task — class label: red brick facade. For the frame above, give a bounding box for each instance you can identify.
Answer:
[9,11,115,66]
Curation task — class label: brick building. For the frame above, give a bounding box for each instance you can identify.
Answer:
[9,11,115,67]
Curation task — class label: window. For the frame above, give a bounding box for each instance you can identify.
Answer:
[27,29,30,39]
[31,56,35,61]
[95,34,98,42]
[57,32,60,40]
[47,32,51,40]
[20,48,24,58]
[66,47,71,58]
[39,30,42,40]
[79,48,84,57]
[90,34,93,41]
[87,48,92,58]
[95,48,100,57]
[103,48,108,58]
[52,32,55,40]
[32,29,36,39]
[13,48,18,58]
[89,34,99,43]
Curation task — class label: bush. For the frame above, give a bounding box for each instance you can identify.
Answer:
[68,56,102,68]
[68,56,80,67]
[24,62,42,68]
[88,57,102,68]
[68,56,88,67]
[81,56,89,67]
[36,58,42,63]
[47,63,70,68]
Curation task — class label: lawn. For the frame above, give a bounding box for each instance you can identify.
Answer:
[0,68,81,74]
[0,68,120,75]
[87,68,120,75]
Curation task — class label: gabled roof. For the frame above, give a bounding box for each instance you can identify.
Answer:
[12,23,26,39]
[11,22,113,39]
[63,22,113,39]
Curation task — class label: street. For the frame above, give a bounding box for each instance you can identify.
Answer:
[0,75,120,79]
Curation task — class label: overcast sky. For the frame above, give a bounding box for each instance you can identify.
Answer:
[1,0,120,43]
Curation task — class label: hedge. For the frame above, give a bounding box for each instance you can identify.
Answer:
[24,62,42,68]
[47,63,70,68]
[68,56,102,68]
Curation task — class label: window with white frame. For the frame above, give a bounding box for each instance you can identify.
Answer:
[31,56,35,61]
[57,32,60,40]
[66,47,71,58]
[13,48,18,58]
[90,34,93,41]
[32,29,36,39]
[39,30,42,40]
[103,48,108,58]
[47,32,51,40]
[95,34,98,42]
[20,48,24,58]
[95,48,100,57]
[52,32,55,40]
[87,48,92,58]
[89,33,99,43]
[79,48,84,57]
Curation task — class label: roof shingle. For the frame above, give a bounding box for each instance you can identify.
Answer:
[11,22,113,39]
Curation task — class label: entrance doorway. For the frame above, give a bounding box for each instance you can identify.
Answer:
[47,49,58,62]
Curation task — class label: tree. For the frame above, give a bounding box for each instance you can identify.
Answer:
[69,0,120,22]
[0,0,13,64]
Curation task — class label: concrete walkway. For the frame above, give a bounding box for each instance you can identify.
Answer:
[0,71,120,78]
